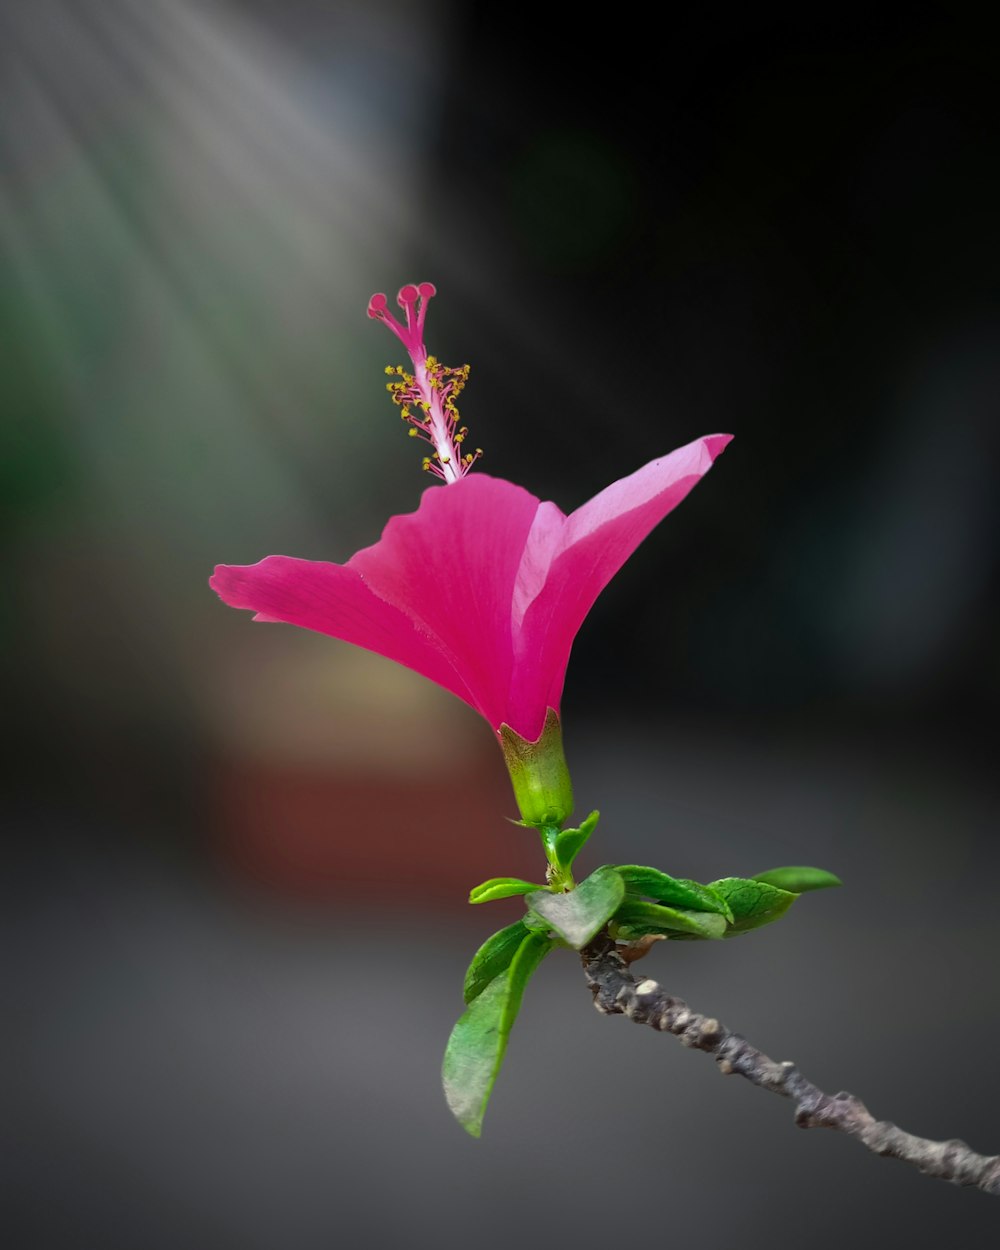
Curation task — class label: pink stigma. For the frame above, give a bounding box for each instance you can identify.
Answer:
[367,282,437,355]
[366,292,388,318]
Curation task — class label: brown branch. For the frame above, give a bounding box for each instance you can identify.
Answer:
[582,935,1000,1196]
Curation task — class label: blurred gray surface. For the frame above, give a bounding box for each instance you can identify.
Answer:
[10,722,999,1248]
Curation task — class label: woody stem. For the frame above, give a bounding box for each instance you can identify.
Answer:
[581,935,1000,1195]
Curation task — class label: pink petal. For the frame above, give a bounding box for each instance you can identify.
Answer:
[348,475,543,732]
[509,434,733,723]
[209,557,477,712]
[512,500,566,629]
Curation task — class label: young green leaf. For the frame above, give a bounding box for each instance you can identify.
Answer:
[442,931,552,1137]
[469,877,547,904]
[525,866,625,950]
[462,919,531,1004]
[614,865,734,922]
[553,810,600,870]
[708,877,798,935]
[612,898,727,941]
[752,865,842,893]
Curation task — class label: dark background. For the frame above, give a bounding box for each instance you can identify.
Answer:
[4,3,999,1246]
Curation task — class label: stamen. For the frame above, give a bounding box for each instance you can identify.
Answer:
[367,282,482,483]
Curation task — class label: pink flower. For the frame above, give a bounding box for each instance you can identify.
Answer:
[210,285,731,747]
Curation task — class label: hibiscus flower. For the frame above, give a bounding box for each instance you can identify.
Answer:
[210,283,731,827]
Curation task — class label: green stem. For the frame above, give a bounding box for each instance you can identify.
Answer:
[540,823,575,892]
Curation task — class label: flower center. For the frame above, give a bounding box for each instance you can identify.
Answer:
[368,283,482,483]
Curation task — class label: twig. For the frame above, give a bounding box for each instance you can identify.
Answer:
[582,935,1000,1195]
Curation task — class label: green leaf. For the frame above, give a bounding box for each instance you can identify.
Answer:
[612,899,727,941]
[462,920,531,1004]
[752,865,842,893]
[553,810,600,870]
[614,864,734,922]
[442,930,552,1137]
[469,877,547,904]
[522,908,552,934]
[708,877,798,935]
[525,866,625,949]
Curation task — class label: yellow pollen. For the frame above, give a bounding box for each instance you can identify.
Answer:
[379,348,479,479]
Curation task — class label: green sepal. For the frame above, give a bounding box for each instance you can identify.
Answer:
[708,877,798,936]
[525,865,625,950]
[462,919,531,1004]
[469,877,547,905]
[553,810,600,871]
[442,930,553,1137]
[499,709,574,829]
[613,864,734,923]
[611,898,727,941]
[752,865,842,893]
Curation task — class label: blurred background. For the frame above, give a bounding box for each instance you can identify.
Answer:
[4,3,999,1245]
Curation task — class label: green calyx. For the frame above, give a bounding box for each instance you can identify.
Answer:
[499,709,574,832]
